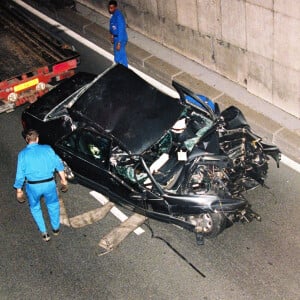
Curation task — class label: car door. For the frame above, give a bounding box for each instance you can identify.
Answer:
[55,128,112,192]
[56,128,151,208]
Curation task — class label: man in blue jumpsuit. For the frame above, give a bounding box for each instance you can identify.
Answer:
[108,0,128,67]
[14,129,68,242]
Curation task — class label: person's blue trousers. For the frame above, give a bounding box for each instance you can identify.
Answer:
[114,41,128,67]
[26,181,60,233]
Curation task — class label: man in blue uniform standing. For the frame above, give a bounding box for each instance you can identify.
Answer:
[108,0,128,67]
[14,129,68,242]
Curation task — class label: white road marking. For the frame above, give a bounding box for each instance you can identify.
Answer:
[281,155,300,173]
[13,0,113,60]
[90,191,145,235]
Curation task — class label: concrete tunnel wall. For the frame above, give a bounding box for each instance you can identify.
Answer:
[76,0,300,119]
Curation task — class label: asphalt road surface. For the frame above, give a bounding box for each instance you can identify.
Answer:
[0,5,300,300]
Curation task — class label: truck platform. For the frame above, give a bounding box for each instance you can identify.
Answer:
[0,0,79,113]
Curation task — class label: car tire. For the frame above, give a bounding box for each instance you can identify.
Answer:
[187,212,226,238]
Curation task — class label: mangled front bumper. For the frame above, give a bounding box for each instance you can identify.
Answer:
[163,193,248,215]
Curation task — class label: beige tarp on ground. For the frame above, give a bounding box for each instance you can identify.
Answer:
[59,197,147,251]
[98,213,147,251]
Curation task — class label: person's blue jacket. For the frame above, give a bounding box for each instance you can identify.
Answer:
[14,143,64,189]
[109,9,128,44]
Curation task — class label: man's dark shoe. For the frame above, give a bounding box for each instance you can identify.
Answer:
[52,229,60,236]
[42,233,51,242]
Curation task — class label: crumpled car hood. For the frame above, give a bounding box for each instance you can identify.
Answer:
[71,64,185,154]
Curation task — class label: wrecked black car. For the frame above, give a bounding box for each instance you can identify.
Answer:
[21,64,281,244]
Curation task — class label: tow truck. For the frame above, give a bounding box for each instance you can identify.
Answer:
[0,0,79,113]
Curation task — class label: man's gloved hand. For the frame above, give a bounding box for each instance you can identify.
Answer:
[16,190,26,203]
[60,180,68,193]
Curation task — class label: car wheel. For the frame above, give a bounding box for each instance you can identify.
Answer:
[187,212,226,238]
